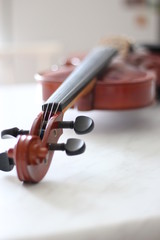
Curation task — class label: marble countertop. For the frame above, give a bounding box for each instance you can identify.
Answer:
[0,83,160,240]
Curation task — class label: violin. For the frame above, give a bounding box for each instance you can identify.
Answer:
[0,44,119,183]
[0,39,158,183]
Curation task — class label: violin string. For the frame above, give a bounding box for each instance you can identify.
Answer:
[39,103,52,136]
[39,94,61,137]
[39,89,64,136]
[47,101,56,121]
[40,76,79,133]
[54,102,60,115]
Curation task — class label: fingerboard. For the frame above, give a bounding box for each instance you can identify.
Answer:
[42,46,117,113]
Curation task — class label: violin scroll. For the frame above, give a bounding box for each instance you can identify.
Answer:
[0,114,94,183]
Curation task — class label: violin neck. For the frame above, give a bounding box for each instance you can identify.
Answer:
[42,46,117,114]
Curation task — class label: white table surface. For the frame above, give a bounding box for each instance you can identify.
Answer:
[0,83,160,240]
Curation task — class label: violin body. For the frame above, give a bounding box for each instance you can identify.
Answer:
[36,53,157,110]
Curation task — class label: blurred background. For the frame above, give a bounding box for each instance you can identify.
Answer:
[0,0,159,84]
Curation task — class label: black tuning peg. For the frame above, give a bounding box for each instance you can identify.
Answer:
[1,127,29,139]
[0,152,14,172]
[49,138,86,156]
[58,116,94,134]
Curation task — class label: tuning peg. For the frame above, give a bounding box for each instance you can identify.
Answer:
[58,116,94,134]
[0,151,14,172]
[1,127,29,139]
[49,138,86,156]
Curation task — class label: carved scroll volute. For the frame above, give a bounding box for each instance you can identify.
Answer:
[8,112,63,183]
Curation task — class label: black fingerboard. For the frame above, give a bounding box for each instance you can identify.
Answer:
[42,46,117,113]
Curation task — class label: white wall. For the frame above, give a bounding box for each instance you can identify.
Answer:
[11,0,158,54]
[0,0,158,83]
[0,0,13,44]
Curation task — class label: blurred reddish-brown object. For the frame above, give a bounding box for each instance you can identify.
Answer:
[126,52,160,87]
[35,52,156,111]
